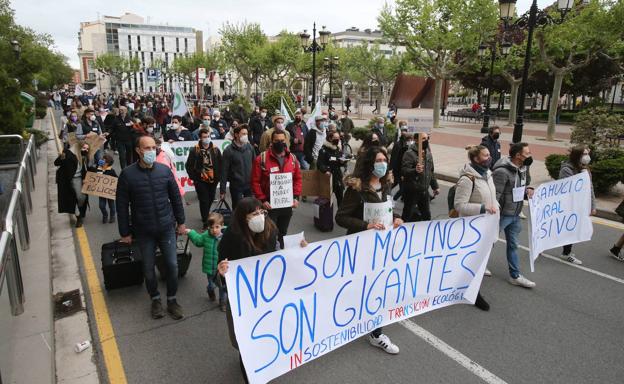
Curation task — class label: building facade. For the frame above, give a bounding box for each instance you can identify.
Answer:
[78,13,202,94]
[331,27,406,56]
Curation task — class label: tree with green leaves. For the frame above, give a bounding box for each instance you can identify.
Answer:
[256,32,301,91]
[537,1,609,140]
[94,52,140,92]
[219,22,267,98]
[379,0,498,128]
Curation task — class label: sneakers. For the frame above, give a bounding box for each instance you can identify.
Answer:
[219,301,227,312]
[102,216,108,224]
[484,268,492,277]
[109,216,116,224]
[207,288,216,301]
[75,217,83,228]
[508,275,536,288]
[474,292,490,311]
[151,299,164,319]
[519,212,527,219]
[559,253,582,265]
[610,246,624,262]
[167,299,184,320]
[369,333,399,354]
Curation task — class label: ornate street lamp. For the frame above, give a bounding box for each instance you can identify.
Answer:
[500,0,580,143]
[11,40,21,60]
[324,56,339,109]
[300,23,330,106]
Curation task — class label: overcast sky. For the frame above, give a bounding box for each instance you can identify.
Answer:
[12,0,549,69]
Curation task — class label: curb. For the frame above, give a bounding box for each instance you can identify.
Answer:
[46,110,101,384]
[434,171,620,222]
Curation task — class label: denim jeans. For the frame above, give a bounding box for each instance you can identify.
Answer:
[500,215,522,279]
[293,151,309,170]
[71,176,88,217]
[229,186,252,210]
[136,228,178,300]
[99,197,115,218]
[206,273,227,303]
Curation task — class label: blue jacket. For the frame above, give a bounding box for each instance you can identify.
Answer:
[116,162,185,237]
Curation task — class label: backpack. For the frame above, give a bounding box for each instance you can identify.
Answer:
[259,151,297,172]
[448,175,475,218]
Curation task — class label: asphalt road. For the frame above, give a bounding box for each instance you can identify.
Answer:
[68,127,624,383]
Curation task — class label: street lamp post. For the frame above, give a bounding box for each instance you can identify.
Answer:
[300,24,331,107]
[11,40,21,60]
[499,0,580,143]
[478,41,512,133]
[324,56,339,109]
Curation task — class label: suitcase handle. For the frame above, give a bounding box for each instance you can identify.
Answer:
[213,198,231,212]
[113,255,135,264]
[176,236,190,254]
[113,240,134,257]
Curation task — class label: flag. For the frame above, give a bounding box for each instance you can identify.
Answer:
[280,97,292,124]
[172,83,189,117]
[306,100,322,129]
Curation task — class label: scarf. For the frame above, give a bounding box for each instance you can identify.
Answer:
[198,144,214,183]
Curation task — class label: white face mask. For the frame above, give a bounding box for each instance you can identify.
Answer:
[239,135,249,144]
[201,137,211,145]
[260,112,267,118]
[89,115,96,121]
[248,214,265,233]
[581,154,591,165]
[146,127,154,134]
[172,123,180,130]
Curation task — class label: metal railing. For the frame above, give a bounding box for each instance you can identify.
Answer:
[0,134,38,316]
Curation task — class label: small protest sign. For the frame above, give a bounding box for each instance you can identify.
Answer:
[363,200,393,229]
[81,172,117,200]
[270,173,294,209]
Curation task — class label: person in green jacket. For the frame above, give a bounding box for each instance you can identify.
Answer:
[186,212,227,311]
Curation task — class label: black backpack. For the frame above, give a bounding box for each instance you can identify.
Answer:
[448,175,475,218]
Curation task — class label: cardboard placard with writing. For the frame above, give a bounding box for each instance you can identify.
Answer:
[270,173,294,209]
[81,172,118,200]
[301,171,332,199]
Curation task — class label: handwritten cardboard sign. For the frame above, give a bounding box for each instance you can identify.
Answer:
[301,171,332,199]
[81,172,117,200]
[270,173,294,209]
[226,214,499,384]
[408,118,433,133]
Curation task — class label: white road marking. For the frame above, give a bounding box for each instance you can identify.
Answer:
[497,238,624,285]
[399,320,508,384]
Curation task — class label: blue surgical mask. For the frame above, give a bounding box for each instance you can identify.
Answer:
[143,150,156,166]
[373,162,387,178]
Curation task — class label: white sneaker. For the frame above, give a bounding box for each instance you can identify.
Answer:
[559,253,582,265]
[369,333,399,354]
[508,275,536,288]
[519,212,527,219]
[484,268,492,277]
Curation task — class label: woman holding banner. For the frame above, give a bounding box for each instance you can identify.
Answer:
[335,146,403,355]
[217,197,279,383]
[559,145,596,265]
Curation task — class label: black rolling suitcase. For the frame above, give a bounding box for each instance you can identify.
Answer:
[101,240,143,290]
[314,197,334,232]
[212,199,232,226]
[156,236,192,278]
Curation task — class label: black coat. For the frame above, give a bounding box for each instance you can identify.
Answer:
[390,138,410,183]
[317,142,346,189]
[249,116,272,147]
[184,142,222,186]
[54,150,78,214]
[164,128,194,142]
[371,126,389,147]
[481,134,501,170]
[220,142,254,193]
[116,162,185,237]
[113,115,134,143]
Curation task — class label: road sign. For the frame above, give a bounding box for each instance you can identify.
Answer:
[146,68,160,82]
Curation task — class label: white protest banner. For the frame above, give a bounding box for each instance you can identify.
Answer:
[363,201,393,229]
[226,214,499,384]
[529,171,593,271]
[270,173,294,209]
[162,140,231,192]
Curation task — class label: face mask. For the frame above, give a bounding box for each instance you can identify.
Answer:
[201,138,211,145]
[342,115,346,119]
[406,140,414,147]
[332,139,340,146]
[142,107,147,111]
[492,133,500,140]
[372,162,387,178]
[98,159,105,167]
[260,112,267,118]
[66,111,71,117]
[523,156,533,167]
[70,116,77,122]
[203,119,210,125]
[321,122,328,130]
[581,154,591,165]
[89,115,96,121]
[480,158,492,168]
[248,214,265,233]
[240,135,249,144]
[272,141,286,153]
[81,150,89,156]
[146,127,154,134]
[168,112,172,116]
[142,150,156,166]
[172,123,180,130]
[276,123,285,130]
[422,140,429,150]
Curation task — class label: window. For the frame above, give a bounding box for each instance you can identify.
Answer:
[150,51,153,65]
[176,37,179,52]
[141,51,145,65]
[152,36,156,51]
[128,35,132,51]
[134,73,138,91]
[140,72,144,91]
[161,36,165,52]
[184,38,188,53]
[165,52,168,67]
[137,35,141,51]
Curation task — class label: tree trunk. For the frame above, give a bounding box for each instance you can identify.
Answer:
[508,82,519,126]
[244,79,252,98]
[433,78,443,128]
[547,71,564,141]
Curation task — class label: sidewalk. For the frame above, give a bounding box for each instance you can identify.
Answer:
[347,107,622,221]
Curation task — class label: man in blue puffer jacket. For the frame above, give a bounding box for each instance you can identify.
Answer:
[116,136,187,320]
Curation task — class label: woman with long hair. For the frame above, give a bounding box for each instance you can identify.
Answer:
[558,145,596,265]
[217,197,279,383]
[335,145,403,354]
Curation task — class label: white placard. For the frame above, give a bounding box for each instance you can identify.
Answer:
[529,172,593,271]
[512,186,526,202]
[283,231,304,250]
[270,173,293,209]
[226,214,499,384]
[363,200,393,229]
